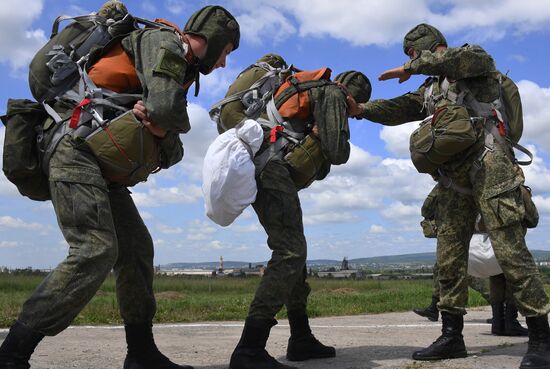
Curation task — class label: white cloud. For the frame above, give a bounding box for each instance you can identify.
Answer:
[131,183,203,207]
[381,201,422,221]
[199,63,242,99]
[186,220,217,241]
[156,224,184,234]
[231,0,550,47]
[140,211,153,220]
[523,146,550,194]
[229,223,261,233]
[236,6,296,45]
[533,196,550,213]
[177,103,219,181]
[379,122,419,158]
[0,0,46,72]
[164,0,187,15]
[206,240,224,250]
[0,215,50,233]
[303,212,359,225]
[370,224,386,233]
[0,241,18,249]
[518,80,550,153]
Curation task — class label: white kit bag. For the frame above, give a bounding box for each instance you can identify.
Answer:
[468,233,503,278]
[202,119,264,226]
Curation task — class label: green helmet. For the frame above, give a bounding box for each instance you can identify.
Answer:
[97,0,128,21]
[255,53,287,69]
[334,71,371,103]
[184,6,240,75]
[403,23,447,56]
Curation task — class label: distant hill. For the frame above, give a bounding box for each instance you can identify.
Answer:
[162,250,550,270]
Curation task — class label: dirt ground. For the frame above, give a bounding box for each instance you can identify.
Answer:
[0,306,528,369]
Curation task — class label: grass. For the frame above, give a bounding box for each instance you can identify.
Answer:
[0,273,510,328]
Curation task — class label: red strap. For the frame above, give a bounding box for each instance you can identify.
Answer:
[69,98,92,129]
[492,110,507,137]
[270,126,284,143]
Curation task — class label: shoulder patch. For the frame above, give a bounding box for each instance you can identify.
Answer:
[154,46,186,84]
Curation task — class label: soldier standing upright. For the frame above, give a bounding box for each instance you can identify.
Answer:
[347,23,550,369]
[0,3,239,369]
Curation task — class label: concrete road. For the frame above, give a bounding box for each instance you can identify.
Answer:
[0,306,528,369]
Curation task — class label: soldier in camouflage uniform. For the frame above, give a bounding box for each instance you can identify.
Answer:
[216,56,371,369]
[416,185,529,337]
[348,23,550,368]
[0,3,239,369]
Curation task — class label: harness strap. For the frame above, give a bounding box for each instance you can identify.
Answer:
[437,173,473,196]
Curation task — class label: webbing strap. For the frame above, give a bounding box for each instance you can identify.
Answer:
[273,79,332,109]
[437,174,473,196]
[50,14,105,38]
[69,98,92,128]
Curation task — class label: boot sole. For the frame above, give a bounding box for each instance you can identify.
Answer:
[286,351,336,362]
[519,364,550,369]
[412,351,467,361]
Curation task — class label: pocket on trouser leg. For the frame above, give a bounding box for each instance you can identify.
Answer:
[480,187,525,231]
[51,181,113,231]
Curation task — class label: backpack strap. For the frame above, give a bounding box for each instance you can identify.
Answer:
[273,79,333,109]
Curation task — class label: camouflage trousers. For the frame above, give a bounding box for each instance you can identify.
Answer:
[248,159,311,321]
[434,142,550,316]
[432,262,492,304]
[18,136,156,335]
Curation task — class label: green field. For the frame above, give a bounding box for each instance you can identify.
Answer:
[0,273,500,328]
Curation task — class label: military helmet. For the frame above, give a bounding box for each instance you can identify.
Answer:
[334,71,372,103]
[255,53,287,69]
[403,23,447,56]
[97,0,128,21]
[184,6,240,75]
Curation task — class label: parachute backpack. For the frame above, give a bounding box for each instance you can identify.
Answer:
[210,65,336,188]
[209,58,294,132]
[3,2,190,200]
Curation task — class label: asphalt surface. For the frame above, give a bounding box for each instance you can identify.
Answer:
[0,306,529,369]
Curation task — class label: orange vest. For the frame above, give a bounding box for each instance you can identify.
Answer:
[88,19,196,93]
[274,68,332,121]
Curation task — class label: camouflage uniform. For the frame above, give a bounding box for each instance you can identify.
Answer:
[359,44,550,317]
[17,24,193,336]
[220,61,370,368]
[249,84,351,320]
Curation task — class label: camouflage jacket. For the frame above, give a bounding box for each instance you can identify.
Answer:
[359,44,498,125]
[122,28,198,168]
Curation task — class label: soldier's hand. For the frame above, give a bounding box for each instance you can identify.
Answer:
[311,123,319,137]
[133,100,167,138]
[346,95,365,117]
[378,66,411,84]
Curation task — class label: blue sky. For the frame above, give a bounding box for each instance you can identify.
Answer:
[1,0,550,268]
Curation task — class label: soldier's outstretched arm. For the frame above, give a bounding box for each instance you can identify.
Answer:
[403,44,496,80]
[354,90,426,126]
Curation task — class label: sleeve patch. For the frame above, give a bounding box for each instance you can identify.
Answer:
[153,46,185,84]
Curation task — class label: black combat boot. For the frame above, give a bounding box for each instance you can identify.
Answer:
[412,312,467,361]
[413,296,439,322]
[491,302,506,335]
[229,317,297,369]
[286,312,335,361]
[520,315,550,369]
[0,321,44,369]
[123,323,193,369]
[504,303,528,337]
